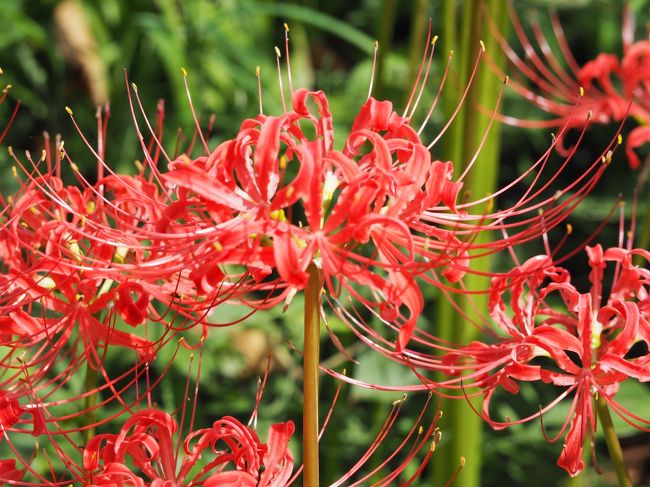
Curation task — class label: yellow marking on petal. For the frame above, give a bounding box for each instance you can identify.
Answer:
[181,67,188,77]
[579,86,584,97]
[279,155,287,170]
[65,106,73,115]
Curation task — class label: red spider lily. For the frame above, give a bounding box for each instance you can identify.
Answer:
[439,245,650,475]
[82,409,295,486]
[489,4,650,168]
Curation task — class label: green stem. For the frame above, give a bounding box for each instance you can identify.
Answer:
[375,0,396,99]
[303,263,322,487]
[84,363,98,444]
[596,394,632,487]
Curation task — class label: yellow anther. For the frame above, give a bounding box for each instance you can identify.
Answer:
[181,67,188,77]
[374,40,378,49]
[617,134,623,145]
[87,200,96,214]
[601,149,613,165]
[418,425,424,435]
[579,86,584,97]
[11,166,17,178]
[279,155,287,170]
[284,22,289,32]
[65,106,73,115]
[286,186,295,198]
[587,110,592,120]
[3,84,11,93]
[275,46,282,58]
[479,40,486,52]
[70,162,79,172]
[80,215,86,226]
[432,35,439,46]
[131,82,138,92]
[178,336,185,344]
[270,209,286,222]
[256,65,260,77]
[342,368,347,375]
[503,75,509,85]
[41,149,46,161]
[449,50,454,58]
[460,456,466,467]
[7,146,13,156]
[0,67,3,75]
[213,241,224,252]
[566,223,573,235]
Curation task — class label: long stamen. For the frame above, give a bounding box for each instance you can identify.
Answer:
[256,65,264,115]
[367,40,379,101]
[284,23,294,98]
[275,46,288,112]
[180,67,210,154]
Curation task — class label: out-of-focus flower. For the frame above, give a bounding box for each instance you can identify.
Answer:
[490,5,650,168]
[440,245,650,475]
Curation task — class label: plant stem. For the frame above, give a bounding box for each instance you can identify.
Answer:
[303,262,322,487]
[596,394,632,487]
[84,363,97,443]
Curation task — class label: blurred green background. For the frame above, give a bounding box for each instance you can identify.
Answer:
[0,0,649,485]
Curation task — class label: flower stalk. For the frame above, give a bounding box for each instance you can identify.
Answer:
[303,262,322,486]
[596,394,632,487]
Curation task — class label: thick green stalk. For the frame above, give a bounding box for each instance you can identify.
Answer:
[84,364,98,443]
[433,1,508,486]
[303,263,322,487]
[596,394,632,487]
[374,0,396,99]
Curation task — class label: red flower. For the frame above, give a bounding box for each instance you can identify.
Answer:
[83,409,295,486]
[440,245,650,475]
[492,5,649,168]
